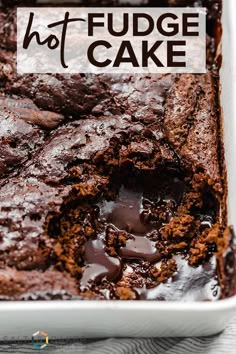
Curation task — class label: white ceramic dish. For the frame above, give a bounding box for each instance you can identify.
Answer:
[0,0,235,339]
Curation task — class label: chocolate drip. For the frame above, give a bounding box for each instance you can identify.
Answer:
[80,235,122,290]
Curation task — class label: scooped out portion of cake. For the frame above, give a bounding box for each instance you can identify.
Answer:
[0,0,235,301]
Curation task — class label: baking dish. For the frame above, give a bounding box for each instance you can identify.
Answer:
[0,0,235,339]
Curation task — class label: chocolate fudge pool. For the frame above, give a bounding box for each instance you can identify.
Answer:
[0,0,235,301]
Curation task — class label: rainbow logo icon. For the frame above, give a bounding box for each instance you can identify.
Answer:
[32,330,49,350]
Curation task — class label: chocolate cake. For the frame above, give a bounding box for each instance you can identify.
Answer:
[0,0,235,301]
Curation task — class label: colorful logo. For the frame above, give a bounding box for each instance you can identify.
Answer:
[32,330,49,350]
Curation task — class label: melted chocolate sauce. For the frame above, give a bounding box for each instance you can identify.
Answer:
[100,187,153,235]
[119,236,161,262]
[80,234,122,290]
[81,174,186,291]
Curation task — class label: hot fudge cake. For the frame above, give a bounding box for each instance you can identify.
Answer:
[0,0,235,301]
